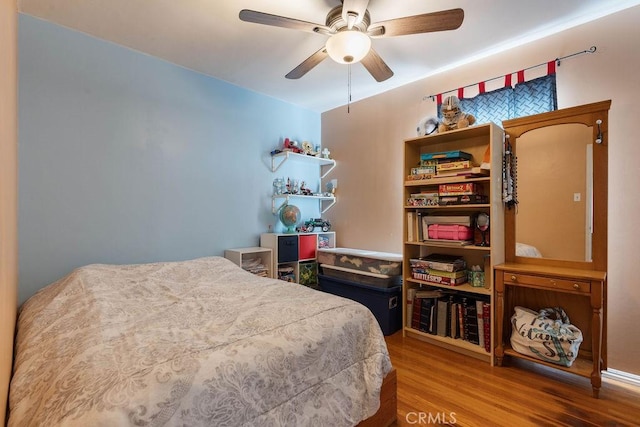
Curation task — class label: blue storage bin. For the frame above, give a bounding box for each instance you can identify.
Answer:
[318,274,402,336]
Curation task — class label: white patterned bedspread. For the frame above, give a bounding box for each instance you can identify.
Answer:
[9,256,392,426]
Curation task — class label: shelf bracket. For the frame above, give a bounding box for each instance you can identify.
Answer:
[271,152,289,173]
[272,195,289,214]
[321,198,336,214]
[320,162,336,179]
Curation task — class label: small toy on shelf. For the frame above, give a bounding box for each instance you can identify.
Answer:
[324,179,337,197]
[297,218,331,233]
[438,96,476,133]
[321,147,331,159]
[273,178,285,195]
[283,138,304,154]
[285,177,300,194]
[299,181,313,196]
[318,235,331,248]
[301,141,318,156]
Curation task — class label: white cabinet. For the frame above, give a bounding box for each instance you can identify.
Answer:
[260,232,336,287]
[224,247,273,278]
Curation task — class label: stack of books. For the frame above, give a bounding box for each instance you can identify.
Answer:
[407,191,439,206]
[419,150,489,180]
[241,258,269,277]
[438,183,488,206]
[410,254,467,286]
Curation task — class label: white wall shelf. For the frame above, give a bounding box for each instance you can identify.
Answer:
[271,151,336,179]
[272,194,336,214]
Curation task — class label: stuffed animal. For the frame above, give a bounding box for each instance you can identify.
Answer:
[438,96,476,133]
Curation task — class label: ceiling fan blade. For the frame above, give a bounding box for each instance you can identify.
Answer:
[368,8,464,37]
[285,47,329,79]
[360,48,394,82]
[341,0,370,29]
[239,9,331,35]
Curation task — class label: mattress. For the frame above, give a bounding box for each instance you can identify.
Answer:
[317,248,403,276]
[9,256,392,427]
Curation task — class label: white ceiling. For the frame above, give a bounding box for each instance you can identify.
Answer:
[18,0,640,112]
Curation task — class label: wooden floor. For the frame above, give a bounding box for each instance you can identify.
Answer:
[385,331,640,427]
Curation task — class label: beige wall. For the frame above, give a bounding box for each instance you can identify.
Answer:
[0,0,18,420]
[322,6,640,375]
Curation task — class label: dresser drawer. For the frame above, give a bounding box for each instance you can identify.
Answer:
[502,272,591,293]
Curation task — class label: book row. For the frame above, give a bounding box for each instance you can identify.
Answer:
[406,183,484,206]
[406,151,489,181]
[406,288,491,353]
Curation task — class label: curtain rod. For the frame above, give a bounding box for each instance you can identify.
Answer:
[423,46,597,102]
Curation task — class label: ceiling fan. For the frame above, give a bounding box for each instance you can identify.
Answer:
[239,0,464,82]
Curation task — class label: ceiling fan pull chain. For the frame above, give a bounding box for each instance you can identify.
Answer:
[348,64,352,113]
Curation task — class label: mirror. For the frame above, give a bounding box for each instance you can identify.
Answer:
[502,100,610,271]
[515,124,592,261]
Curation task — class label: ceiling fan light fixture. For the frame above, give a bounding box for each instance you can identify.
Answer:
[325,30,371,64]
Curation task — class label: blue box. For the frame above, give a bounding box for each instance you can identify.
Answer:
[318,275,402,336]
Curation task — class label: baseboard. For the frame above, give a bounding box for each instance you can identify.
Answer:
[603,368,640,390]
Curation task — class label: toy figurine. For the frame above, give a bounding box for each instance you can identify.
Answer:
[299,181,313,196]
[283,138,303,154]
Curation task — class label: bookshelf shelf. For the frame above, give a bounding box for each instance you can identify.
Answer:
[405,176,490,187]
[405,241,492,251]
[404,327,492,362]
[402,123,505,365]
[404,204,490,210]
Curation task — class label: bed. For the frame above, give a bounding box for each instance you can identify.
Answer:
[7,256,396,426]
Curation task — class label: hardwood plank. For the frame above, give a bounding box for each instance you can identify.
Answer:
[385,331,640,426]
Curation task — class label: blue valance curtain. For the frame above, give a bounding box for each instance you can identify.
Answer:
[437,63,558,124]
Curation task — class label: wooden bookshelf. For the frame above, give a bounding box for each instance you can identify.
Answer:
[402,123,505,365]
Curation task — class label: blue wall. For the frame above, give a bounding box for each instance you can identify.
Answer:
[18,15,321,304]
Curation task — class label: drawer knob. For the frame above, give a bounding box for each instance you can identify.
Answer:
[510,275,517,282]
[573,283,580,290]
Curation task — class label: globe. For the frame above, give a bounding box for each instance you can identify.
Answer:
[278,204,301,233]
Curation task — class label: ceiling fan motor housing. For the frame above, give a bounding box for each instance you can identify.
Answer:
[326,5,370,32]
